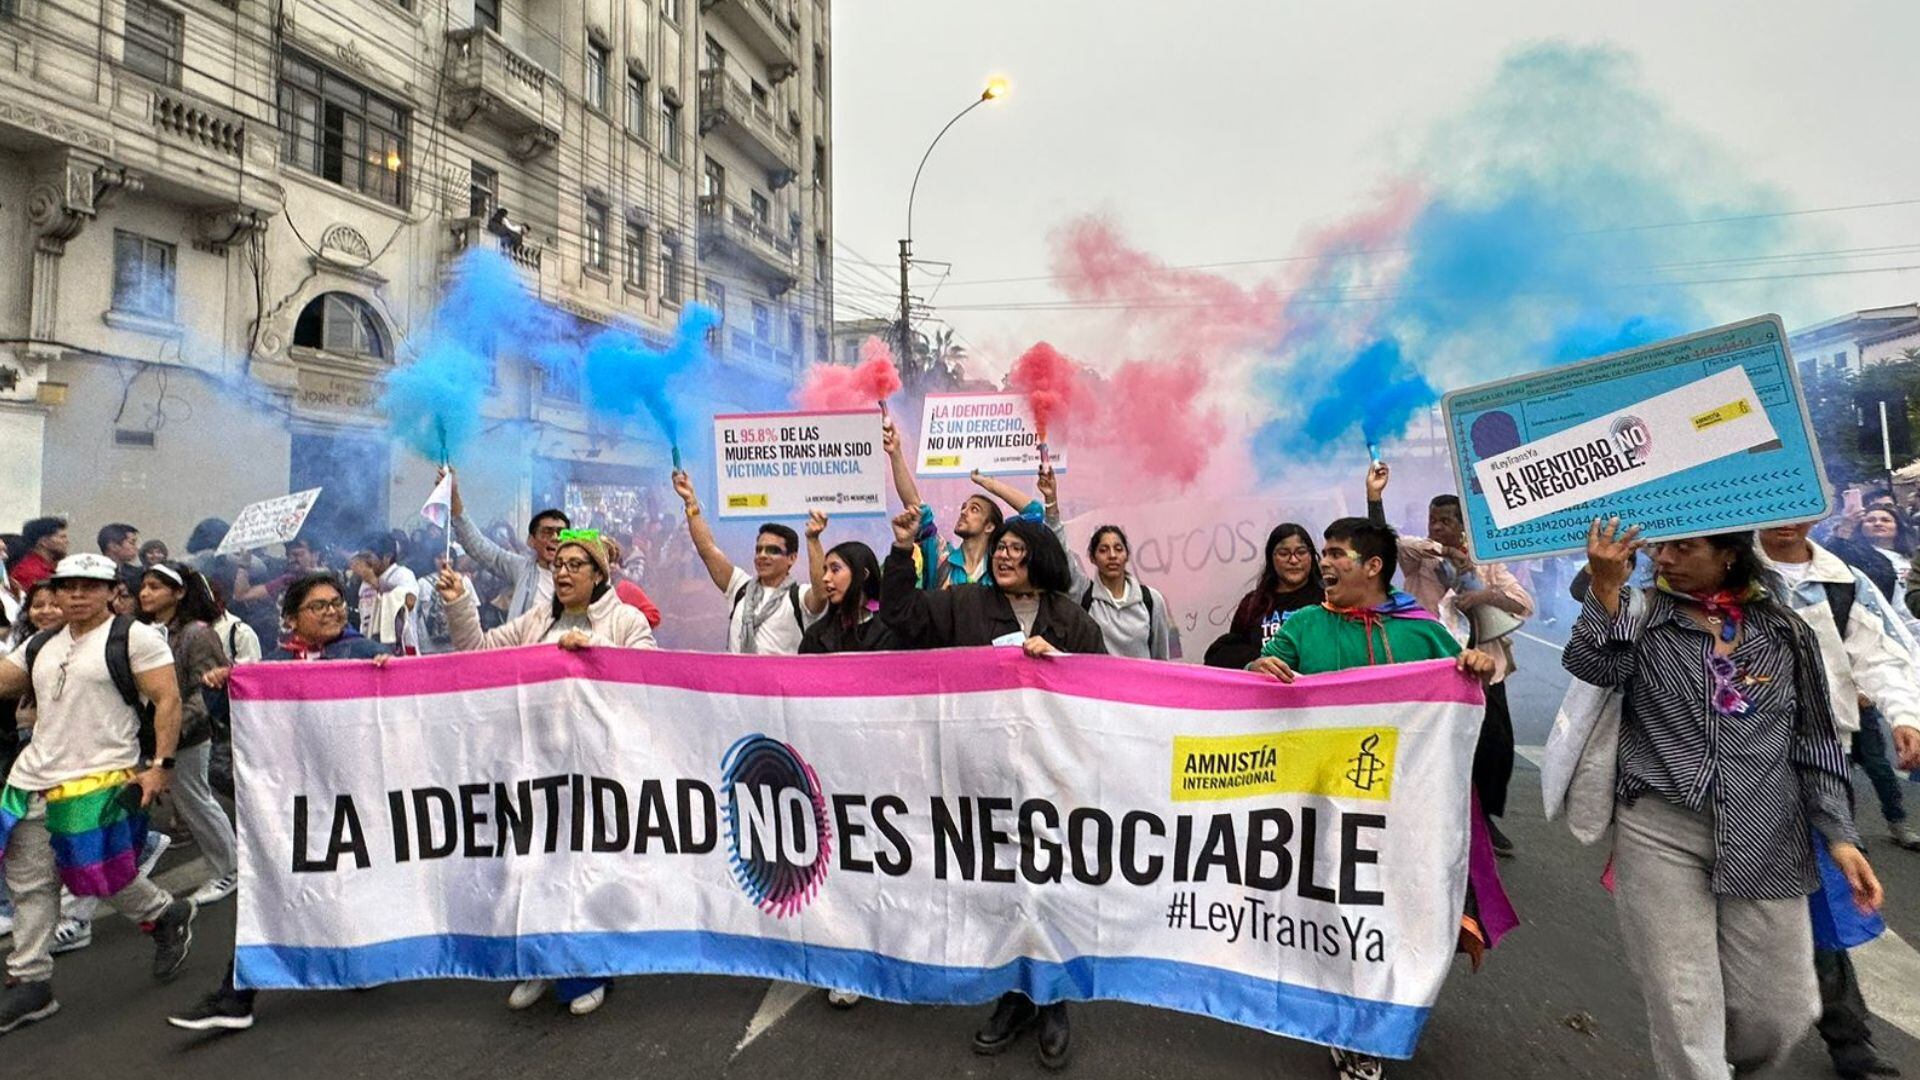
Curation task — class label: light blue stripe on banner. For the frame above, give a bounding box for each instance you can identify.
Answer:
[237,931,1430,1059]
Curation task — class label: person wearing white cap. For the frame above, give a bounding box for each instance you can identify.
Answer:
[0,553,197,1034]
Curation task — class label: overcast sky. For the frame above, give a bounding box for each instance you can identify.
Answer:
[829,1,1920,371]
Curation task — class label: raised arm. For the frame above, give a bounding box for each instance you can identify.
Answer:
[444,470,524,581]
[1560,517,1645,688]
[1037,464,1091,593]
[972,470,1037,514]
[883,419,924,510]
[673,469,737,592]
[802,510,830,615]
[1365,461,1389,526]
[881,506,950,646]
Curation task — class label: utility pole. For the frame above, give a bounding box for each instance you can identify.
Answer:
[898,238,914,388]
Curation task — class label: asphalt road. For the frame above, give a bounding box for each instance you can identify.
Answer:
[5,629,1917,1079]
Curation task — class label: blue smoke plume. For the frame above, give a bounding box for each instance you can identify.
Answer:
[1253,43,1812,468]
[582,302,721,452]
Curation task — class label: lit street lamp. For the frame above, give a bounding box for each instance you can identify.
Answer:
[899,78,1008,388]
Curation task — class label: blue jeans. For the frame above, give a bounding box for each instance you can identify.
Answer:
[1855,708,1907,825]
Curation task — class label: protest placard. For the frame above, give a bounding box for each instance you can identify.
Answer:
[1441,315,1830,561]
[232,648,1481,1060]
[915,392,1069,477]
[711,409,887,519]
[216,487,323,554]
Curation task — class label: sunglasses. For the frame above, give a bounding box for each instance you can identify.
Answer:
[754,545,790,557]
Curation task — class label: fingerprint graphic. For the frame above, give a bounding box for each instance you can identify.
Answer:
[721,734,833,918]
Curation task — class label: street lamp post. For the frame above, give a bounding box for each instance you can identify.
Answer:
[899,79,1007,388]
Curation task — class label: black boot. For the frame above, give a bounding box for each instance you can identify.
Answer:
[971,992,1037,1055]
[1831,1040,1902,1079]
[1037,1001,1072,1070]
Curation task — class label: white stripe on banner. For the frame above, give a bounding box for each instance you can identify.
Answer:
[229,646,1483,1060]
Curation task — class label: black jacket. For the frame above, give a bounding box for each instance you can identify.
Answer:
[800,613,901,654]
[880,547,1108,654]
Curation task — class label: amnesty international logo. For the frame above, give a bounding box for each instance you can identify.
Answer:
[1345,734,1386,792]
[1170,727,1398,803]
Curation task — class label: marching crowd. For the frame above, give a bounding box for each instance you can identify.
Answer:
[0,418,1916,1080]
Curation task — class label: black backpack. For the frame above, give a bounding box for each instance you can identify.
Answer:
[23,615,157,757]
[1081,582,1155,619]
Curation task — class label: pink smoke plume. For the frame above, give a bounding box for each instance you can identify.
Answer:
[1008,342,1079,439]
[794,337,902,411]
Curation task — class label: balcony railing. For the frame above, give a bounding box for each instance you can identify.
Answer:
[699,0,796,68]
[450,216,543,273]
[697,69,798,175]
[151,90,244,159]
[445,27,564,159]
[698,194,798,291]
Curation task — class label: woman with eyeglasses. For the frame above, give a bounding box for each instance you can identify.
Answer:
[1206,524,1324,670]
[437,531,655,1018]
[1564,521,1883,1078]
[168,571,391,1033]
[880,503,1105,1072]
[1034,466,1175,660]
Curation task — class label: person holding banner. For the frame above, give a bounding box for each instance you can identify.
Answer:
[1565,520,1883,1080]
[1247,517,1506,1080]
[799,512,895,656]
[436,529,654,1019]
[167,571,393,1033]
[1034,466,1175,660]
[883,420,1044,590]
[672,469,817,654]
[1366,463,1533,855]
[880,504,1104,1071]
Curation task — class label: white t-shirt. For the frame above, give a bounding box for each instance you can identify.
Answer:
[723,566,816,655]
[1772,559,1813,589]
[359,564,421,654]
[5,619,173,790]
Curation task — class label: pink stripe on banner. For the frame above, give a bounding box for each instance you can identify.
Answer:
[231,647,1484,713]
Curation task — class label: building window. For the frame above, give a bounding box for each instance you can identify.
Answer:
[660,0,680,23]
[278,52,409,207]
[123,0,182,86]
[626,69,648,140]
[293,292,391,360]
[473,0,499,31]
[749,191,770,226]
[752,300,772,341]
[788,314,803,352]
[660,237,683,303]
[813,45,826,95]
[815,328,829,365]
[660,99,681,162]
[112,231,176,319]
[813,137,826,185]
[624,222,647,289]
[469,161,497,219]
[707,279,726,321]
[815,237,828,284]
[749,80,768,109]
[584,199,609,271]
[702,158,725,201]
[704,35,724,73]
[585,38,608,111]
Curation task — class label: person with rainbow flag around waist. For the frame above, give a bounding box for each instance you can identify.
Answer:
[0,553,198,1034]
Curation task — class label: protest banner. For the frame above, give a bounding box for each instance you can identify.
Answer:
[230,648,1482,1060]
[216,487,323,555]
[711,409,887,519]
[1441,315,1830,561]
[915,392,1069,477]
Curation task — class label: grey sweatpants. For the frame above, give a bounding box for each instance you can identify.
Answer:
[5,793,171,982]
[1613,797,1818,1080]
[173,741,236,881]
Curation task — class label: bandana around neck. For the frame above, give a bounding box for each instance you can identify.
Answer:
[1655,577,1765,644]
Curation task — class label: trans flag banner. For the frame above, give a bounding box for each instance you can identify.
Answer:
[230,647,1482,1060]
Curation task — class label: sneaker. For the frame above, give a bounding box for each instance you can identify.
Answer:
[50,918,92,955]
[506,979,551,1010]
[566,984,606,1016]
[167,989,255,1032]
[1331,1047,1387,1080]
[1487,819,1516,857]
[1891,822,1920,852]
[826,989,861,1008]
[0,980,58,1034]
[148,899,196,982]
[189,873,239,905]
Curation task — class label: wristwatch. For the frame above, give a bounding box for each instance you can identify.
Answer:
[155,757,177,771]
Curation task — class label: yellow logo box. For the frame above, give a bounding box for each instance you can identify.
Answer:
[924,455,962,467]
[1170,727,1397,803]
[726,494,771,508]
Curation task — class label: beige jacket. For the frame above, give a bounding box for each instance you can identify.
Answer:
[447,586,657,652]
[1397,537,1533,684]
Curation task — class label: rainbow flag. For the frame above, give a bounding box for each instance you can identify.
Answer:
[0,768,150,897]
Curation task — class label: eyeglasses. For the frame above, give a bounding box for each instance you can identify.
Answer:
[1274,548,1313,562]
[1706,654,1756,717]
[553,558,597,574]
[993,541,1029,558]
[533,526,565,539]
[300,597,349,615]
[754,545,790,557]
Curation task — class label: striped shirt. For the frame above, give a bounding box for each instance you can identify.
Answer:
[1562,586,1858,899]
